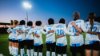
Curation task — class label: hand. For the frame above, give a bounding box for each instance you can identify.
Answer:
[34,34,40,38]
[48,30,54,33]
[17,30,23,34]
[75,32,80,36]
[98,34,100,40]
[71,21,76,26]
[56,35,64,38]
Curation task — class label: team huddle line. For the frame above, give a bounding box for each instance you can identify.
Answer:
[7,12,100,56]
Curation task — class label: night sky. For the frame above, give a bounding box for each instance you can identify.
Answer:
[0,0,100,24]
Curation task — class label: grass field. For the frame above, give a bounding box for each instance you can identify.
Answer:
[1,33,97,56]
[0,34,9,56]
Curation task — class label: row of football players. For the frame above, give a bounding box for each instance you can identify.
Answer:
[7,12,100,56]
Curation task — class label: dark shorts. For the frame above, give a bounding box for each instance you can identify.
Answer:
[56,45,67,54]
[11,40,18,43]
[18,41,24,49]
[24,40,34,49]
[46,42,56,52]
[8,39,12,42]
[8,39,18,43]
[34,44,43,52]
[70,45,85,56]
[84,41,100,50]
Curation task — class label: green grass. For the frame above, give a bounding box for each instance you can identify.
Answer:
[0,33,89,56]
[0,34,9,56]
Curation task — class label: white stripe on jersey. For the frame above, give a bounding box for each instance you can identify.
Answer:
[55,23,67,46]
[43,24,55,43]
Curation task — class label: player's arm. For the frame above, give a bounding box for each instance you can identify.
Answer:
[7,28,12,33]
[34,29,40,38]
[48,25,55,34]
[48,30,54,33]
[34,34,40,38]
[87,31,98,35]
[56,35,64,38]
[71,21,82,33]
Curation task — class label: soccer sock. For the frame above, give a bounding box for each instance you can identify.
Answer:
[14,47,18,56]
[63,54,67,56]
[9,46,12,55]
[46,51,50,56]
[52,52,55,56]
[58,54,61,56]
[20,48,24,56]
[13,47,16,55]
[12,46,15,55]
[39,52,42,56]
[34,52,37,56]
[30,49,34,56]
[27,49,30,56]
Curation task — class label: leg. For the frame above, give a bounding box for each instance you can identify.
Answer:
[46,43,51,56]
[9,40,12,55]
[51,43,56,56]
[34,46,38,56]
[93,50,99,56]
[30,40,34,56]
[78,46,85,56]
[26,40,31,56]
[19,41,24,56]
[93,42,99,56]
[62,46,67,56]
[56,46,62,56]
[70,46,77,56]
[38,45,43,56]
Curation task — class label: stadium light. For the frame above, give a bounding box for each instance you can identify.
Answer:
[22,1,32,23]
[23,1,32,10]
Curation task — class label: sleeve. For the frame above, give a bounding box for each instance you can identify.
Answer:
[81,20,88,32]
[29,28,34,34]
[42,26,47,34]
[7,28,12,33]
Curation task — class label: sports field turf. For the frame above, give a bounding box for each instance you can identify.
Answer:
[0,33,89,56]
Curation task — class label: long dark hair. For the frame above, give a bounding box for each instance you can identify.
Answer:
[88,12,96,31]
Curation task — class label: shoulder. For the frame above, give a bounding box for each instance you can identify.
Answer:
[76,19,85,23]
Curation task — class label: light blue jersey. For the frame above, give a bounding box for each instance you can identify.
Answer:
[11,26,19,40]
[55,24,67,46]
[7,27,13,39]
[17,25,26,41]
[43,24,55,43]
[85,21,100,44]
[67,19,87,46]
[32,26,44,46]
[25,26,34,40]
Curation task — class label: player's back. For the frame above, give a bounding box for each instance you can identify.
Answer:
[33,26,43,45]
[68,19,86,46]
[17,25,26,40]
[85,21,100,43]
[44,24,55,43]
[25,26,34,40]
[55,23,67,46]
